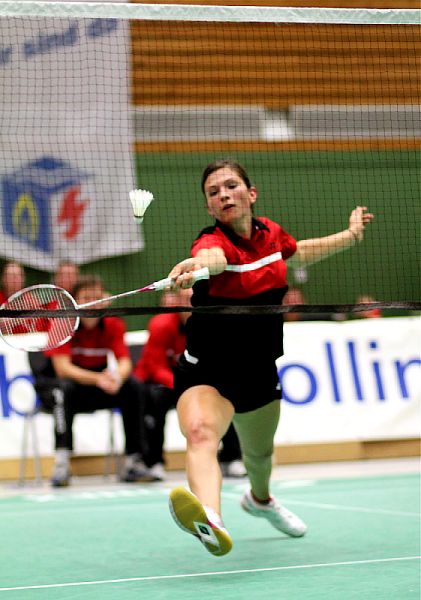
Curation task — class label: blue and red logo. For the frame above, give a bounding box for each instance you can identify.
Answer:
[1,156,91,252]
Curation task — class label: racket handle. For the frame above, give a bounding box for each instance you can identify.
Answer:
[191,266,210,283]
[153,267,210,291]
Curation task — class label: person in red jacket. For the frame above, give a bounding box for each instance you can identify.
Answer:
[37,274,148,486]
[133,288,245,480]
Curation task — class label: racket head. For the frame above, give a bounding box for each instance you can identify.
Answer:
[0,284,80,352]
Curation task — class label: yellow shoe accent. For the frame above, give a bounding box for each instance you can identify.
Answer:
[169,486,233,556]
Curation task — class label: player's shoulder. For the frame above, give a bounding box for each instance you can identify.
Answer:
[149,312,179,333]
[255,216,279,230]
[256,216,294,238]
[194,224,219,241]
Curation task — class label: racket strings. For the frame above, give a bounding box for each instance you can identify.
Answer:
[0,287,78,351]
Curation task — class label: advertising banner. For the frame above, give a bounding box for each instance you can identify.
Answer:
[0,8,140,270]
[0,317,419,460]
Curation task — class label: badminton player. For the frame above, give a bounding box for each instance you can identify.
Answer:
[167,158,374,556]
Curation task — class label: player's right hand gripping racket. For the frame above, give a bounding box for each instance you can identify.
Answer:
[0,267,209,353]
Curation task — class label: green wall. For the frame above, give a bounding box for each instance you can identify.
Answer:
[17,150,420,330]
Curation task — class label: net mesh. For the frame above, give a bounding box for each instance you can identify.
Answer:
[0,3,419,325]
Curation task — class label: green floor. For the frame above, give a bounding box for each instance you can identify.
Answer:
[0,474,419,599]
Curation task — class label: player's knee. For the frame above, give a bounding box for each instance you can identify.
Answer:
[186,418,219,449]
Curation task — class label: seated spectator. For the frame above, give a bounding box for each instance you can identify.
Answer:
[53,260,80,293]
[133,288,245,480]
[283,287,345,322]
[35,274,149,487]
[354,294,383,319]
[0,260,25,304]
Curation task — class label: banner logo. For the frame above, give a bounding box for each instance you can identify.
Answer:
[1,156,91,252]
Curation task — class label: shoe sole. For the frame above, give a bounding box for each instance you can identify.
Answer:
[169,487,233,556]
[51,479,70,487]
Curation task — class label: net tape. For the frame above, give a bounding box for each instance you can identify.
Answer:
[0,3,419,25]
[0,302,419,319]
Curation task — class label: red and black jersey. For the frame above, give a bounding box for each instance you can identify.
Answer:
[191,217,296,301]
[46,316,129,370]
[186,217,296,363]
[133,313,185,388]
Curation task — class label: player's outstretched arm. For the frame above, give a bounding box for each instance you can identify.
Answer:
[291,205,374,267]
[168,247,227,290]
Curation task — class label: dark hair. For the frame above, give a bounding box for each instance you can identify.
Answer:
[72,274,104,298]
[201,159,252,195]
[1,260,22,275]
[56,260,79,270]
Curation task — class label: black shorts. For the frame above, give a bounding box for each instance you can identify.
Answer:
[173,352,281,414]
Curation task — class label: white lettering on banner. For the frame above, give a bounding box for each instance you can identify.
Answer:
[0,6,140,271]
[0,318,419,458]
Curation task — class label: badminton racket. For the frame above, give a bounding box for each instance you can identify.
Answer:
[0,267,209,352]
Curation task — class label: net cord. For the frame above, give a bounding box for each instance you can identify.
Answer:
[0,2,419,25]
[1,302,420,319]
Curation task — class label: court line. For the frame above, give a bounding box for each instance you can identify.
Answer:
[284,499,421,518]
[221,492,421,518]
[0,556,419,592]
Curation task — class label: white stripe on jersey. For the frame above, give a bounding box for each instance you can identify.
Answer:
[71,347,108,357]
[224,251,282,273]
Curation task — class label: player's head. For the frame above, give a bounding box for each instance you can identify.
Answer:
[283,287,306,322]
[1,261,25,297]
[201,159,257,223]
[73,274,106,328]
[201,159,252,195]
[161,287,192,307]
[355,294,382,319]
[161,288,192,323]
[53,260,80,293]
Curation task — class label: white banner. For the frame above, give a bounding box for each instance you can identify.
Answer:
[0,7,141,270]
[0,317,419,461]
[275,316,421,444]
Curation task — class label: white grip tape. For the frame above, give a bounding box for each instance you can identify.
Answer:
[191,267,210,283]
[153,267,210,292]
[153,277,173,291]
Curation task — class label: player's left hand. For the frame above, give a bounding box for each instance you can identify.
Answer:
[349,206,374,242]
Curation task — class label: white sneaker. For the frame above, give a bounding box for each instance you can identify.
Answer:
[220,460,247,478]
[148,463,165,481]
[169,486,233,556]
[121,454,154,482]
[241,490,307,537]
[51,449,71,487]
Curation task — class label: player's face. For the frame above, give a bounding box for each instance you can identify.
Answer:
[204,167,256,226]
[2,264,24,295]
[54,265,79,292]
[76,285,104,328]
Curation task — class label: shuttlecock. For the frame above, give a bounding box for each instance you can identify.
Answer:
[129,189,154,223]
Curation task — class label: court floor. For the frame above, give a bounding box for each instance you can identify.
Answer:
[0,458,419,599]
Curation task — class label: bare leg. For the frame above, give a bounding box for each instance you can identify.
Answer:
[177,385,234,514]
[233,400,280,500]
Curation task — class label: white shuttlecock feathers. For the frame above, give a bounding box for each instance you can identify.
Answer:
[129,189,154,223]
